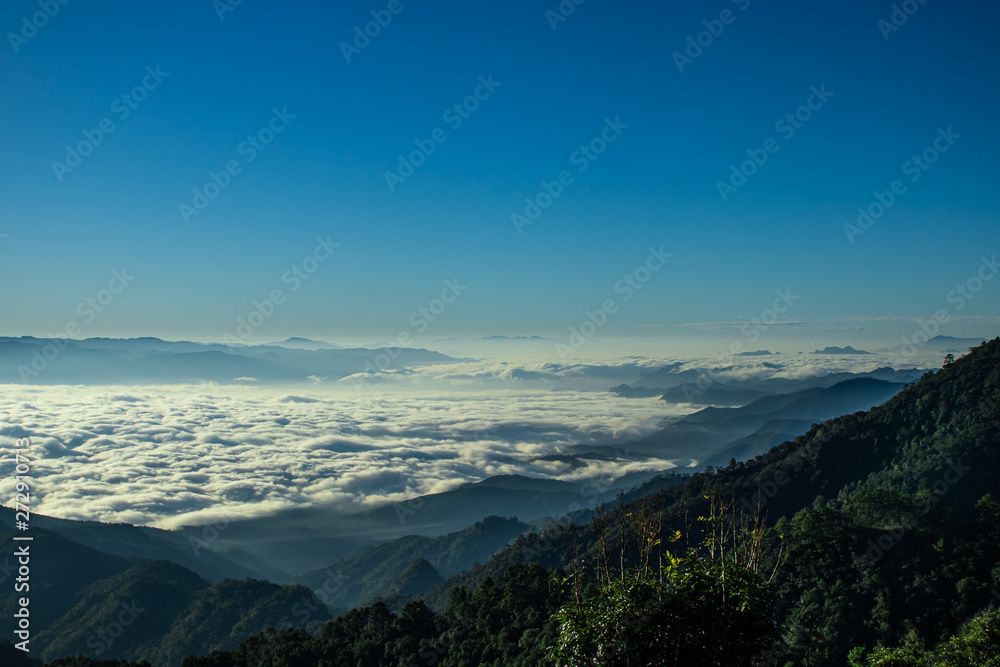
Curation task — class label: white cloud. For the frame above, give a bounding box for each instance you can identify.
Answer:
[0,349,940,530]
[0,381,680,529]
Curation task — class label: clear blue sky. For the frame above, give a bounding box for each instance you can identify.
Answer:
[1,0,997,345]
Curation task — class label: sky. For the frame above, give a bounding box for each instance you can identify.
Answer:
[1,0,998,350]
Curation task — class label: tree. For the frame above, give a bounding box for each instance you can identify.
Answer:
[850,607,1000,666]
[549,489,781,666]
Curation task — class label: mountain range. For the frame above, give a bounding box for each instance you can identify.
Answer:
[171,470,674,578]
[6,337,1000,665]
[0,336,454,385]
[0,526,328,665]
[601,376,911,466]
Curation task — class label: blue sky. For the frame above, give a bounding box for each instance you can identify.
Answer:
[1,0,998,347]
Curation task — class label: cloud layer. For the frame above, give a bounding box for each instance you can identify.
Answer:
[0,347,948,529]
[0,382,679,529]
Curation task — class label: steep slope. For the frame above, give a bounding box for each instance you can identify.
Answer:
[624,377,904,460]
[423,339,1000,664]
[0,528,133,634]
[703,417,815,467]
[0,508,261,583]
[0,525,327,666]
[36,560,209,663]
[618,364,925,401]
[188,472,657,575]
[382,558,445,599]
[34,559,329,666]
[297,516,530,610]
[147,579,329,666]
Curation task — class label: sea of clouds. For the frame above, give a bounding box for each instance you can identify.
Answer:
[0,350,942,529]
[0,383,679,529]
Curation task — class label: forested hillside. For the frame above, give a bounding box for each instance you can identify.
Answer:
[169,339,1000,666]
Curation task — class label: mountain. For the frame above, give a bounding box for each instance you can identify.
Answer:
[382,558,445,599]
[702,418,816,467]
[608,383,669,399]
[732,366,924,393]
[144,577,328,666]
[650,383,776,406]
[0,507,261,583]
[882,334,988,355]
[35,560,209,662]
[177,472,670,576]
[408,337,1000,666]
[0,528,133,633]
[0,530,329,666]
[736,349,774,356]
[602,377,905,462]
[0,337,455,384]
[631,362,710,389]
[268,337,342,350]
[613,365,926,406]
[811,345,871,354]
[296,516,531,610]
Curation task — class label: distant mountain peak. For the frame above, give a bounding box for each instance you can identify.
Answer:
[811,345,871,355]
[269,337,341,349]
